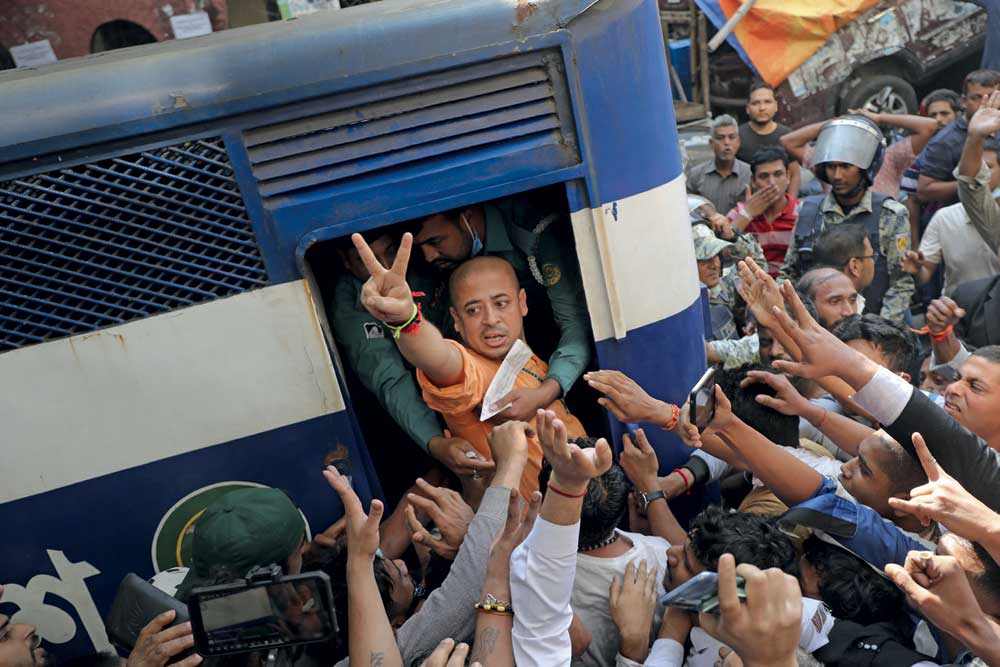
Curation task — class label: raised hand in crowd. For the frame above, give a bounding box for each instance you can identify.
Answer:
[428,430,496,480]
[609,560,659,663]
[900,249,925,276]
[421,638,479,667]
[742,369,811,417]
[584,369,700,447]
[621,428,687,544]
[302,515,346,560]
[405,478,474,560]
[353,231,415,325]
[698,554,802,667]
[486,420,532,491]
[735,257,787,334]
[926,295,966,333]
[471,489,542,667]
[888,433,1000,560]
[967,90,1000,139]
[886,552,1000,665]
[324,464,403,667]
[537,408,613,501]
[126,610,202,667]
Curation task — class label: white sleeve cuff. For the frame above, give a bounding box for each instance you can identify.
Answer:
[523,517,580,559]
[849,365,914,426]
[646,639,685,667]
[691,449,731,483]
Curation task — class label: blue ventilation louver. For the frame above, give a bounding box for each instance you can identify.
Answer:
[0,138,267,351]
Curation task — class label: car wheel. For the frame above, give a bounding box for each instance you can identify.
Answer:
[840,74,918,116]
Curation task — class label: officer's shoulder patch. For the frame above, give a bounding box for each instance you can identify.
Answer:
[895,233,910,254]
[882,198,908,215]
[363,321,384,340]
[542,263,561,286]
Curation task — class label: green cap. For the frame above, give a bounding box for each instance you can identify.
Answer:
[175,487,306,599]
[692,223,733,261]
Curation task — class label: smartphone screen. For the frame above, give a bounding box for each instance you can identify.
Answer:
[189,573,336,655]
[660,571,746,614]
[688,368,717,432]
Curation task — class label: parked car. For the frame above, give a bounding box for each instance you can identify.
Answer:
[0,0,228,70]
[708,0,987,125]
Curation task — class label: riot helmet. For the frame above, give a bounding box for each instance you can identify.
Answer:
[812,115,886,188]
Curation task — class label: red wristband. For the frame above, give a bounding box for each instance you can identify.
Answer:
[672,468,692,495]
[547,483,588,498]
[662,404,681,431]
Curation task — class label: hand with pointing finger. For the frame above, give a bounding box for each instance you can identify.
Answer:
[352,232,416,325]
[323,464,383,562]
[888,433,998,540]
[404,479,474,560]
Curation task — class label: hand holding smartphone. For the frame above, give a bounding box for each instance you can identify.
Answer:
[688,368,717,433]
[660,570,746,614]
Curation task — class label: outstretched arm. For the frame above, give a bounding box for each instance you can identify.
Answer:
[352,233,463,387]
[709,386,825,507]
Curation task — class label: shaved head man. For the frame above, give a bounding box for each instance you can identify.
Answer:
[448,256,529,361]
[797,267,860,329]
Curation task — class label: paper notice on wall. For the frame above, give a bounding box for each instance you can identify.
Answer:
[170,12,213,39]
[10,40,57,68]
[480,339,533,422]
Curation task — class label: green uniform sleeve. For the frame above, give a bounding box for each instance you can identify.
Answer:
[532,226,592,395]
[729,231,767,268]
[779,230,801,282]
[878,203,916,325]
[708,334,760,370]
[329,277,443,450]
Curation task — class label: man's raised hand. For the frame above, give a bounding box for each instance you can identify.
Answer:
[353,231,415,324]
[968,91,1000,139]
[769,282,857,380]
[537,409,612,493]
[735,258,784,331]
[323,464,383,561]
[888,432,998,540]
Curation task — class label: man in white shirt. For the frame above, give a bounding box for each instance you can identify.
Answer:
[510,411,614,667]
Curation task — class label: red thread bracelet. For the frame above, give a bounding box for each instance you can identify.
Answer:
[672,468,692,495]
[662,404,680,431]
[547,483,587,498]
[815,409,828,430]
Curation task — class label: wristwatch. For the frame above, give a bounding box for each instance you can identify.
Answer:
[637,489,666,512]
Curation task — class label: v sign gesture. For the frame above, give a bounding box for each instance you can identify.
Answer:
[888,433,999,545]
[353,231,416,325]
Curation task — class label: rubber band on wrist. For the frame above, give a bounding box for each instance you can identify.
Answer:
[547,483,587,498]
[672,467,692,495]
[910,324,954,345]
[662,404,681,431]
[382,292,426,339]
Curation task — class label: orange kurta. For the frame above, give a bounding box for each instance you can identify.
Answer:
[418,340,586,499]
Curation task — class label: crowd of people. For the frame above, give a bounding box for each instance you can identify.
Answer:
[5,63,1000,667]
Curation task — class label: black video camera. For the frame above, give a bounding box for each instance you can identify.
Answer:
[187,566,338,657]
[107,567,338,659]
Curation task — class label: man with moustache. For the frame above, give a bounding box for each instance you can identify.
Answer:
[780,116,915,325]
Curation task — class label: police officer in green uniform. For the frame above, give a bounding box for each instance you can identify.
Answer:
[328,229,495,477]
[412,198,591,421]
[779,115,915,324]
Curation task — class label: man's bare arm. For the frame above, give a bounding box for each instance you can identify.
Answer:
[352,232,464,387]
[779,122,823,164]
[917,174,959,202]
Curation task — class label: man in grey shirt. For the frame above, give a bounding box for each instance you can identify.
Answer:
[333,421,528,667]
[687,115,752,216]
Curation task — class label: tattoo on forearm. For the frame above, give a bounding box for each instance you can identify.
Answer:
[471,626,500,662]
[370,651,384,667]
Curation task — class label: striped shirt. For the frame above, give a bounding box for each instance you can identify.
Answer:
[728,193,801,276]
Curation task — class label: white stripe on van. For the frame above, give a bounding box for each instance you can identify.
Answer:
[0,280,345,503]
[571,176,700,342]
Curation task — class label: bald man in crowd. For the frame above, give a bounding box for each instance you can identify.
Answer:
[350,232,585,498]
[796,267,861,330]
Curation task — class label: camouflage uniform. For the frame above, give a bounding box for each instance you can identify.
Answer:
[693,224,739,340]
[779,190,914,324]
[708,333,759,369]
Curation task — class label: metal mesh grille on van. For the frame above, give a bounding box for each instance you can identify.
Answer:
[0,138,267,352]
[243,50,579,204]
